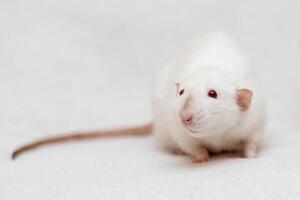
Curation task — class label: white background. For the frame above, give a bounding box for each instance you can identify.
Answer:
[0,0,300,199]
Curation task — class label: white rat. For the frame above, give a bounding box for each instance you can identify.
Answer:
[153,32,266,162]
[12,32,266,162]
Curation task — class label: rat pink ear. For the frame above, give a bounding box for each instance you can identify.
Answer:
[236,89,253,111]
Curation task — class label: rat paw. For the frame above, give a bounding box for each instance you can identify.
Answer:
[192,158,209,163]
[243,140,257,158]
[171,148,187,156]
[192,146,210,163]
[244,151,257,158]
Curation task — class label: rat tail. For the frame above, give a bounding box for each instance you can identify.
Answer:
[12,123,153,160]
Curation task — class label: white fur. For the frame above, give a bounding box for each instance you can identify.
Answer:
[153,32,266,160]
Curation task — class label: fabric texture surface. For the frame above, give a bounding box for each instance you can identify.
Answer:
[1,0,300,199]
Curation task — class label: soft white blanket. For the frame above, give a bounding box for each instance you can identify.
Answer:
[1,0,300,199]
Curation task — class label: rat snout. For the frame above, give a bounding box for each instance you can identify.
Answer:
[180,111,194,126]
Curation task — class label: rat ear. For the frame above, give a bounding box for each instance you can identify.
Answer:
[236,89,253,111]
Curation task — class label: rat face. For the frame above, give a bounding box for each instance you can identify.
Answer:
[173,80,252,138]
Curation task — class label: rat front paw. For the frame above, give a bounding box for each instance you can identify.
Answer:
[243,140,257,158]
[192,157,209,163]
[171,148,187,156]
[192,146,210,163]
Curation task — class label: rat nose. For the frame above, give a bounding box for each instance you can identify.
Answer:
[180,112,194,125]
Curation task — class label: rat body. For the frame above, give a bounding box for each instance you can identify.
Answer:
[12,32,266,161]
[153,32,266,162]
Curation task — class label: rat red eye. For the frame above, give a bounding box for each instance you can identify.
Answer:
[179,89,185,96]
[208,90,218,99]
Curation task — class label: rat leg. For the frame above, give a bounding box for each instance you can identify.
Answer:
[153,122,184,155]
[172,136,210,163]
[192,146,210,163]
[170,148,187,156]
[177,143,209,163]
[243,139,257,158]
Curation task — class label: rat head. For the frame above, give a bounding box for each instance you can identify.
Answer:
[173,78,253,138]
